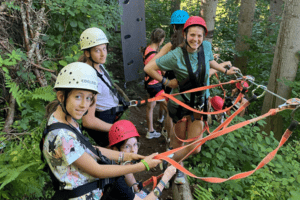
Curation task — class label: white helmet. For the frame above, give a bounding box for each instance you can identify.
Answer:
[80,27,109,50]
[54,62,98,93]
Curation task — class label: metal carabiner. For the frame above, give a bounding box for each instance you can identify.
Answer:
[252,85,267,99]
[129,100,137,107]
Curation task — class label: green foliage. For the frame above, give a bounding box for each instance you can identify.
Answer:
[0,125,50,199]
[187,117,300,199]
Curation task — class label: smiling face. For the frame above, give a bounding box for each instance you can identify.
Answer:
[64,89,94,120]
[86,44,107,64]
[120,137,140,154]
[184,26,205,52]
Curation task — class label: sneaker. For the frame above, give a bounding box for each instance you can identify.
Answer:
[157,115,165,123]
[161,127,169,142]
[146,130,161,139]
[174,170,186,185]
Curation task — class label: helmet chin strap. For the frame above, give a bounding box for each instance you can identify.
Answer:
[88,49,101,69]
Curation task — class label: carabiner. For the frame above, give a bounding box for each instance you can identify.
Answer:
[129,100,137,107]
[252,85,267,99]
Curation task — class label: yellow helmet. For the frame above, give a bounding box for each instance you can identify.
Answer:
[80,27,109,50]
[54,62,98,93]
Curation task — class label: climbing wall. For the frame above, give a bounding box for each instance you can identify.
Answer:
[119,0,146,83]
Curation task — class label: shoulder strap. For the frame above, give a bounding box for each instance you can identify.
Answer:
[94,67,129,107]
[181,47,198,108]
[143,51,157,63]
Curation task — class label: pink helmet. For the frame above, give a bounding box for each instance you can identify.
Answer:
[236,81,249,92]
[211,96,224,111]
[183,16,208,36]
[109,120,140,147]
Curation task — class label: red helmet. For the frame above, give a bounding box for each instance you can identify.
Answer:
[236,81,249,92]
[183,16,208,36]
[211,96,224,111]
[109,120,140,147]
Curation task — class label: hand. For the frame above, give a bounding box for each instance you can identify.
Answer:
[126,153,145,161]
[162,165,177,182]
[144,152,162,169]
[227,66,239,75]
[167,78,178,89]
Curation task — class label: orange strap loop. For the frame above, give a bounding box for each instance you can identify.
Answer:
[142,107,295,186]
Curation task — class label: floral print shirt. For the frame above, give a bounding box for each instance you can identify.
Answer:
[43,114,102,200]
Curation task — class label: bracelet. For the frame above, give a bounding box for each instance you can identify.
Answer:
[159,180,166,188]
[118,152,124,163]
[224,69,228,75]
[140,159,150,171]
[161,77,166,85]
[165,78,170,87]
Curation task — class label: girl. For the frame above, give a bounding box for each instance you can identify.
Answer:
[79,27,125,147]
[42,62,163,200]
[144,16,239,184]
[143,28,168,140]
[108,120,176,199]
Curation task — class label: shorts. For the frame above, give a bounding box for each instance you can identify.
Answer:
[167,101,192,124]
[146,83,163,98]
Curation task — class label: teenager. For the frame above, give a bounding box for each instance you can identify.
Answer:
[144,16,239,184]
[42,62,168,200]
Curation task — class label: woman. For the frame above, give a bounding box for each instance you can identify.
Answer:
[79,27,125,147]
[108,120,176,199]
[42,62,169,200]
[144,16,238,184]
[143,28,168,139]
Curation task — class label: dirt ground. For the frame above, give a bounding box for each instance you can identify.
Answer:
[106,50,175,199]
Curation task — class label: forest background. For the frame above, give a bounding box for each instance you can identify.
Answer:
[0,0,300,199]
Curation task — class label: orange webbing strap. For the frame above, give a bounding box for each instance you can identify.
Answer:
[172,96,250,144]
[142,108,284,186]
[214,72,226,99]
[142,174,163,189]
[135,79,242,107]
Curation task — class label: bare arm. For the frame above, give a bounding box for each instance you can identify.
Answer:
[94,146,144,162]
[209,60,238,75]
[82,94,112,132]
[147,42,173,66]
[74,152,161,179]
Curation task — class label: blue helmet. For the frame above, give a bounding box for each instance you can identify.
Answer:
[170,10,189,25]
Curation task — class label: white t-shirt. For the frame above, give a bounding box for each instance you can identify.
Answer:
[96,65,119,111]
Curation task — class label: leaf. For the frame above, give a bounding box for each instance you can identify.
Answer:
[70,20,77,27]
[0,162,38,190]
[59,60,68,66]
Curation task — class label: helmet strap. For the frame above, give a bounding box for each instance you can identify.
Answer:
[88,49,100,69]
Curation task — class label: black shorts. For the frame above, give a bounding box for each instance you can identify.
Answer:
[167,101,192,124]
[146,83,163,98]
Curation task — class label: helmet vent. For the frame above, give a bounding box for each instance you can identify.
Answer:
[70,72,72,75]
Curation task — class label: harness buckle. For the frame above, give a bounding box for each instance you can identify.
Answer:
[252,85,266,99]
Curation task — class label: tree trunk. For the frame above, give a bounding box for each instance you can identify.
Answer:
[268,0,284,35]
[233,0,256,74]
[170,0,181,37]
[200,0,219,43]
[261,0,300,140]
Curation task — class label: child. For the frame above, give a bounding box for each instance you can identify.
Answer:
[108,120,176,199]
[144,16,239,184]
[143,28,168,140]
[79,27,126,147]
[207,96,225,124]
[42,62,166,200]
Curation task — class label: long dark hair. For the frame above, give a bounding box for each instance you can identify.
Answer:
[170,24,185,50]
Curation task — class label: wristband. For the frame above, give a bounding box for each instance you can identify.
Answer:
[161,77,166,85]
[165,78,170,87]
[159,180,166,188]
[224,69,228,75]
[140,159,150,171]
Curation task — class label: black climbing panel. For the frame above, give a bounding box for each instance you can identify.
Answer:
[119,0,146,82]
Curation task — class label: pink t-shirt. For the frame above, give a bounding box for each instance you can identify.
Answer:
[144,46,161,85]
